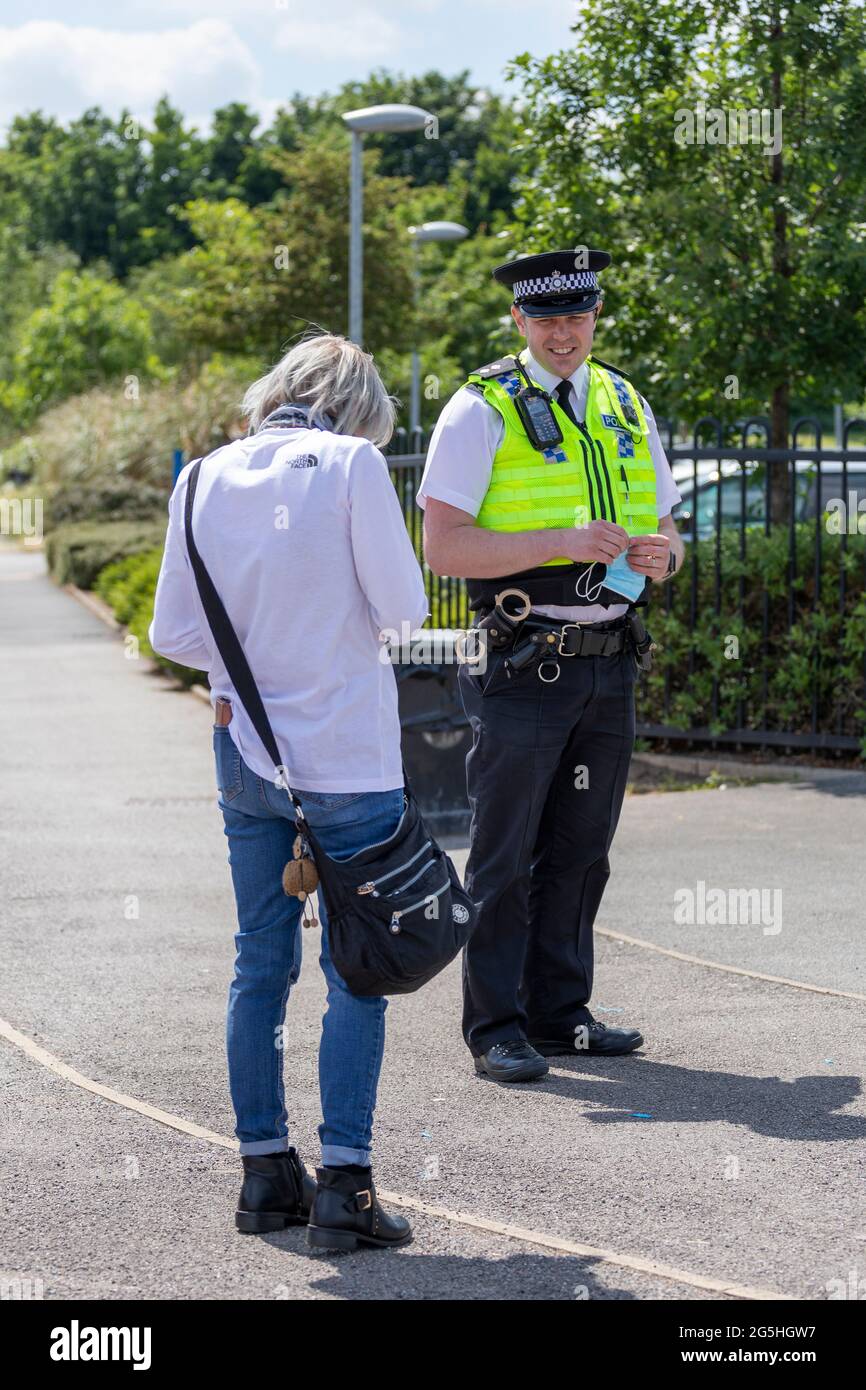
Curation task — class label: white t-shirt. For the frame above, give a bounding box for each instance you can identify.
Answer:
[149,426,429,791]
[416,351,682,622]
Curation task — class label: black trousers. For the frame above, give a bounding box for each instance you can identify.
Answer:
[457,638,636,1056]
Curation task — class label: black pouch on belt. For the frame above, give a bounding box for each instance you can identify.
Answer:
[626,608,657,673]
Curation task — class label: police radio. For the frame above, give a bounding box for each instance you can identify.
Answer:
[512,356,563,451]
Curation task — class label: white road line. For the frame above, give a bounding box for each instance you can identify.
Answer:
[0,1018,236,1149]
[0,1015,791,1301]
[597,928,866,1001]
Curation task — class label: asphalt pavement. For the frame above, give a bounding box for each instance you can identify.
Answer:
[1,539,864,1301]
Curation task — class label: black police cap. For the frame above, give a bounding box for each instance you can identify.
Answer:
[492,248,611,317]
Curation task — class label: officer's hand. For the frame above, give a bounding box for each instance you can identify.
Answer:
[626,532,671,579]
[564,520,629,565]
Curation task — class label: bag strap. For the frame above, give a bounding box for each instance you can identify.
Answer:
[183,458,303,810]
[182,458,411,809]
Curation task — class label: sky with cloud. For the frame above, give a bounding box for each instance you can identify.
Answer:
[0,0,580,135]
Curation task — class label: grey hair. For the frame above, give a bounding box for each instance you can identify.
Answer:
[241,333,397,447]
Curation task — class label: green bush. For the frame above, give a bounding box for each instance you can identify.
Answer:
[423,517,866,756]
[95,546,203,687]
[43,479,167,532]
[95,546,163,623]
[45,519,167,588]
[637,522,866,756]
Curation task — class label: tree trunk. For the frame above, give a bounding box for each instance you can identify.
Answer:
[770,380,791,523]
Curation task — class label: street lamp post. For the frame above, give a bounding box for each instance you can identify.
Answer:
[407,221,469,436]
[342,104,434,346]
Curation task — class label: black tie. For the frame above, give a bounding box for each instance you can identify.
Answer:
[554,379,578,426]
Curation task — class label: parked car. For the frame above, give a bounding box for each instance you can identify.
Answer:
[672,458,866,540]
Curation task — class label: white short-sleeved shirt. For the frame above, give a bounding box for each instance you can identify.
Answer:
[149,426,429,791]
[416,351,682,622]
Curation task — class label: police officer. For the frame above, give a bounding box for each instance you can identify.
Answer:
[417,248,684,1082]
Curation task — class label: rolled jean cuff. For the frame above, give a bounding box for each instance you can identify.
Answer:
[239,1137,289,1156]
[322,1143,371,1167]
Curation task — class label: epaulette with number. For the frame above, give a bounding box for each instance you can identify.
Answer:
[589,354,631,381]
[470,356,519,380]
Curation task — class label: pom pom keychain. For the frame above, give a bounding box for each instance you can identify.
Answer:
[282,834,320,928]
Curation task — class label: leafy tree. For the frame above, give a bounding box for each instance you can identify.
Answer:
[0,75,523,282]
[0,75,526,432]
[375,335,464,435]
[510,0,866,519]
[201,103,260,195]
[0,188,78,382]
[415,229,517,403]
[3,269,160,424]
[266,70,522,233]
[0,108,148,276]
[331,70,520,218]
[146,196,289,360]
[155,141,417,362]
[0,100,207,274]
[135,98,208,264]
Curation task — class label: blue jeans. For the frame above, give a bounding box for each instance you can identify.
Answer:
[213,724,404,1166]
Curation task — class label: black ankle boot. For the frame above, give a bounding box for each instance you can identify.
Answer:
[306,1166,412,1251]
[235,1147,316,1234]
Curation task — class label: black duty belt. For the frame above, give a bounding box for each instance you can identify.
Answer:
[522,615,629,657]
[468,597,656,684]
[503,617,628,684]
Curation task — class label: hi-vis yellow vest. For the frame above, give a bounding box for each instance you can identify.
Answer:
[465,351,659,567]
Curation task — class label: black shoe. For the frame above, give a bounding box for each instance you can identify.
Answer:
[306,1166,412,1251]
[235,1147,316,1234]
[473,1039,549,1083]
[530,1015,644,1057]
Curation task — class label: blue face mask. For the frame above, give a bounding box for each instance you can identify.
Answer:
[604,548,646,603]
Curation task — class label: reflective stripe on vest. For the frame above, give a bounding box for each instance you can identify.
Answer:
[466,352,659,568]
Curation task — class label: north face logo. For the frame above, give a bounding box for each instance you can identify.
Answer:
[289,454,318,469]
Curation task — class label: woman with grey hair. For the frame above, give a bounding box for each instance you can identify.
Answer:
[149,333,428,1250]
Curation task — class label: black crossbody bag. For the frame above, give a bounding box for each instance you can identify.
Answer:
[183,456,477,997]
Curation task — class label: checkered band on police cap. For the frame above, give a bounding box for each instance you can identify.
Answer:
[512,269,599,300]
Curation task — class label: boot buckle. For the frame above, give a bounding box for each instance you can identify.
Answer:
[356,1189,372,1210]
